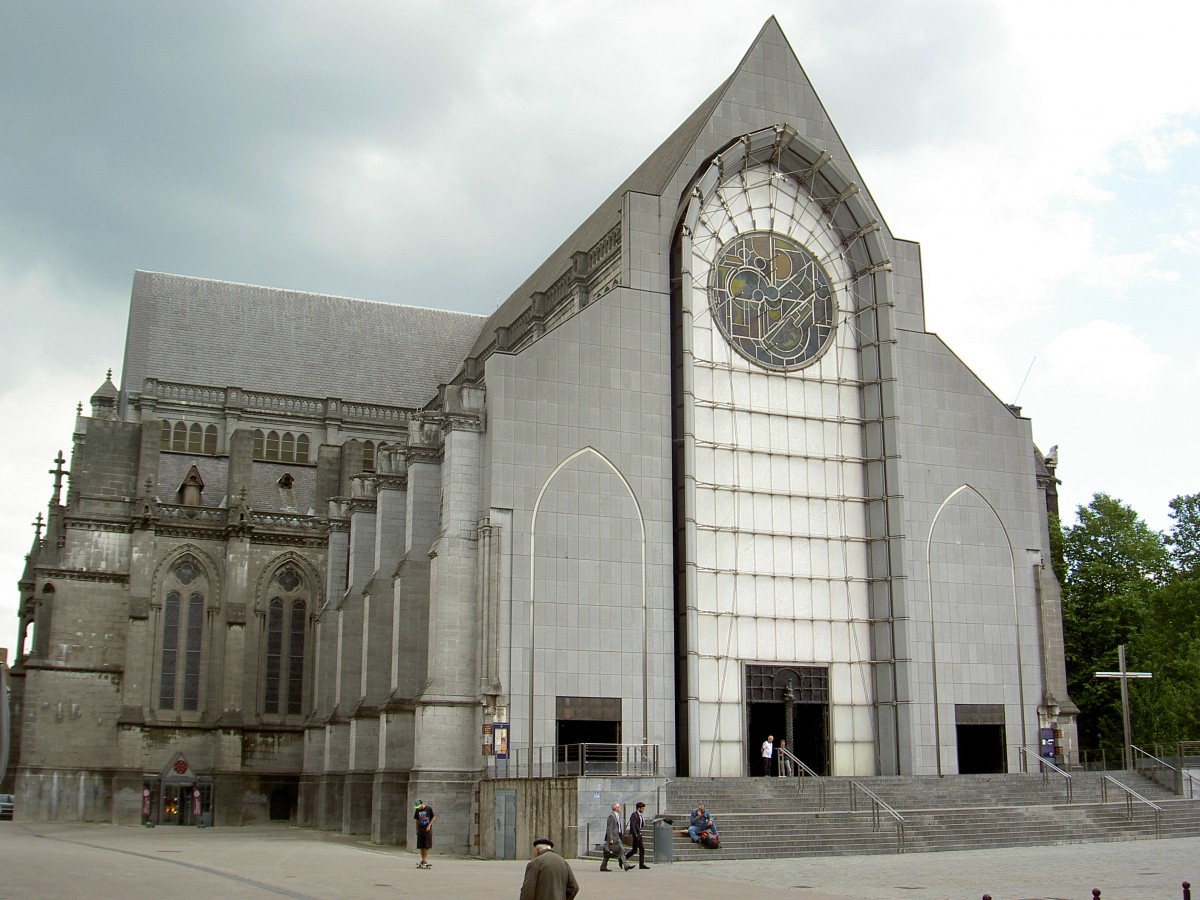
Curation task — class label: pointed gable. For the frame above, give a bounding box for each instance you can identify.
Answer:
[469,17,889,359]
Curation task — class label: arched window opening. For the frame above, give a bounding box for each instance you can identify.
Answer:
[281,432,295,463]
[288,599,306,715]
[187,423,203,454]
[253,430,265,459]
[160,591,181,710]
[159,558,207,712]
[266,431,280,460]
[265,599,284,712]
[296,434,310,463]
[183,592,203,710]
[262,564,308,717]
[203,425,218,455]
[161,420,172,451]
[172,422,187,451]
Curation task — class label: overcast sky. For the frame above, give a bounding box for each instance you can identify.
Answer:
[2,0,1197,650]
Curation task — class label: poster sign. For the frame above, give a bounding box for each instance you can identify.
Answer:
[1039,727,1056,761]
[493,722,509,759]
[192,787,201,817]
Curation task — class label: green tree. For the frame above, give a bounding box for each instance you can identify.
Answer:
[1130,494,1200,744]
[1133,573,1200,743]
[1166,493,1200,574]
[1061,493,1168,753]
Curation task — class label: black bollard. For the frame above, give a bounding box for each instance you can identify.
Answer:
[1092,891,1101,899]
[1182,880,1190,900]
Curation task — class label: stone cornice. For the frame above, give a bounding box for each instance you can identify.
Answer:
[141,378,414,432]
[248,532,329,549]
[374,473,408,492]
[442,413,484,434]
[347,497,377,515]
[33,567,129,585]
[20,659,124,673]
[406,445,443,466]
[63,518,131,534]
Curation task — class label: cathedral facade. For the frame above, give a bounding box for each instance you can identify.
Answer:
[8,19,1075,850]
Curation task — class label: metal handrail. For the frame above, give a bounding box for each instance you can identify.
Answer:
[1018,746,1074,803]
[850,780,906,853]
[1132,744,1200,799]
[502,743,659,778]
[1101,774,1162,838]
[776,746,826,810]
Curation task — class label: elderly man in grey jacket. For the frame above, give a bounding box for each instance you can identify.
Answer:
[600,801,632,871]
[520,838,579,900]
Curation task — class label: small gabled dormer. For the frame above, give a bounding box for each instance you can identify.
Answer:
[177,465,205,507]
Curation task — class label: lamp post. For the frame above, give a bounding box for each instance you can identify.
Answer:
[1095,644,1152,770]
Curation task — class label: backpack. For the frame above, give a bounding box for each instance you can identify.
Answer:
[700,830,720,849]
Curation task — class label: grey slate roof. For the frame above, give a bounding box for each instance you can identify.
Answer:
[121,271,486,410]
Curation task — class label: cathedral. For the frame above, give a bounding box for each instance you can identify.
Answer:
[7,19,1076,852]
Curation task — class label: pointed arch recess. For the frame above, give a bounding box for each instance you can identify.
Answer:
[527,446,648,762]
[924,483,1028,774]
[149,544,223,611]
[254,551,323,614]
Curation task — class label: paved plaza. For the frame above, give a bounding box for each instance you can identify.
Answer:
[0,822,1196,899]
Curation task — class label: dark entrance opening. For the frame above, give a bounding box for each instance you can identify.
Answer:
[956,724,1007,773]
[745,665,829,776]
[152,754,214,826]
[955,704,1007,774]
[269,787,294,821]
[556,696,622,774]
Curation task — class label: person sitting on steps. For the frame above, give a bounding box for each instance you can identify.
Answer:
[687,803,718,843]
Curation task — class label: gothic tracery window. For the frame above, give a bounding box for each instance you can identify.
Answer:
[158,558,207,712]
[263,564,309,716]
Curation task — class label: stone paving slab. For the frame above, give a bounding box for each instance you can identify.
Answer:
[0,821,1196,899]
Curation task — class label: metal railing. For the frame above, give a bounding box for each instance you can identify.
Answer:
[776,746,827,810]
[1101,774,1162,838]
[498,743,659,779]
[1018,746,1074,803]
[850,780,906,853]
[1133,745,1200,799]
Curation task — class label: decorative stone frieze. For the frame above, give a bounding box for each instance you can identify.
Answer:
[31,567,129,584]
[442,413,483,434]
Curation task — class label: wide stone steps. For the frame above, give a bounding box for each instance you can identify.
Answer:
[654,772,1200,860]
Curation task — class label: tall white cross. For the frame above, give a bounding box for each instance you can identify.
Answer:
[1095,644,1152,770]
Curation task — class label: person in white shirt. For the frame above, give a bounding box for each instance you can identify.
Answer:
[760,734,775,776]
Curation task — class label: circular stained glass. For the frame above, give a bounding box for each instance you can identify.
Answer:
[708,231,837,370]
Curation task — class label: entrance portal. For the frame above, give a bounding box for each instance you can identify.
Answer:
[955,704,1007,774]
[146,752,214,826]
[555,695,622,774]
[745,665,829,776]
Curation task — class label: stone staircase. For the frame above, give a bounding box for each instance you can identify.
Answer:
[651,772,1200,860]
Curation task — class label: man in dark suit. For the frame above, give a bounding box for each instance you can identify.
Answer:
[625,800,650,868]
[600,801,632,871]
[520,837,579,900]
